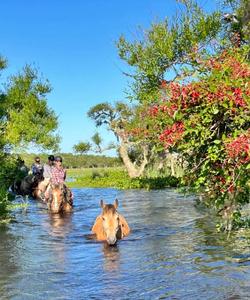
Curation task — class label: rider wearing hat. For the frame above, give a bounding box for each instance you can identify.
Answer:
[51,156,66,184]
[43,155,55,179]
[31,156,43,176]
[45,156,73,202]
[38,155,55,200]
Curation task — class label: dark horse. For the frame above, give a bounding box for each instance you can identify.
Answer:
[11,173,44,197]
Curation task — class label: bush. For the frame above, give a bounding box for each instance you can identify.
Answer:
[67,167,180,190]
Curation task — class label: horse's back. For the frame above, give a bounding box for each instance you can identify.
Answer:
[14,174,43,196]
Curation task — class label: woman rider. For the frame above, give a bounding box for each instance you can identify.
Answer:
[38,155,55,200]
[45,156,73,202]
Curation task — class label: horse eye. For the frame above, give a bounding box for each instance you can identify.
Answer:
[102,216,106,221]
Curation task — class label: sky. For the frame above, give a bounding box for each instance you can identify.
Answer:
[0,0,219,156]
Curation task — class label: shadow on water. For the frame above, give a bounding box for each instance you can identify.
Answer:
[0,188,250,299]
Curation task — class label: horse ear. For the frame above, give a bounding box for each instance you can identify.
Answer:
[119,214,130,237]
[100,199,104,208]
[114,198,118,209]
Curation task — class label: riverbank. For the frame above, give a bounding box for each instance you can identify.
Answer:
[66,167,180,189]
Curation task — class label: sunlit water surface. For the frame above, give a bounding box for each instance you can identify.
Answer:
[0,188,250,299]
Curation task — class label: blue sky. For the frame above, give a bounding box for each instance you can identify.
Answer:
[0,0,219,156]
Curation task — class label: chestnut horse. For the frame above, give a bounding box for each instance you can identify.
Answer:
[47,184,73,214]
[91,199,130,245]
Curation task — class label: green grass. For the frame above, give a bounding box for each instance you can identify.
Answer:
[66,167,180,190]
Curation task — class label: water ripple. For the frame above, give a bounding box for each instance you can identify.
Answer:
[0,188,249,299]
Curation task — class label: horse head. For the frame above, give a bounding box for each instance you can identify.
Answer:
[48,183,73,214]
[92,199,130,245]
[48,184,64,213]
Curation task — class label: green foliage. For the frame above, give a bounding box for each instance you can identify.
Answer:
[0,56,7,70]
[145,47,250,229]
[67,167,179,189]
[20,152,121,169]
[0,57,59,220]
[117,0,222,103]
[0,187,9,220]
[0,154,23,223]
[88,101,135,130]
[223,0,250,43]
[1,65,59,151]
[87,102,115,127]
[91,132,102,153]
[108,0,250,229]
[0,153,24,189]
[73,141,91,154]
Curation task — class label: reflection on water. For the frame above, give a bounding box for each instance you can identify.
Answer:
[102,243,120,272]
[0,188,250,299]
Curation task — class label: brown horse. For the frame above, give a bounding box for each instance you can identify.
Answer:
[32,179,47,201]
[91,199,130,245]
[47,183,73,214]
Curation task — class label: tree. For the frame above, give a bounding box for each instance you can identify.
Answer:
[116,0,222,104]
[88,102,152,178]
[0,58,60,218]
[0,64,59,152]
[137,47,250,229]
[223,0,250,44]
[91,132,116,154]
[114,0,250,228]
[91,132,102,153]
[73,141,91,155]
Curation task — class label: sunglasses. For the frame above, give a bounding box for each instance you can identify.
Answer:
[55,159,62,162]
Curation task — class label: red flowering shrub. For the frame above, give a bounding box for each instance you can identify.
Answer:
[159,122,184,148]
[225,134,250,163]
[141,48,250,228]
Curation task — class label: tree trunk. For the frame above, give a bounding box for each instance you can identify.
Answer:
[119,141,149,178]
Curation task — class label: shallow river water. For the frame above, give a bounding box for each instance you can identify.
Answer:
[0,188,250,299]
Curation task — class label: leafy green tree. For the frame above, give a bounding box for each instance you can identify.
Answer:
[91,132,116,154]
[116,0,222,104]
[88,102,152,177]
[91,132,102,153]
[113,0,250,229]
[223,0,250,44]
[73,141,91,154]
[0,58,59,219]
[136,47,250,229]
[1,64,59,151]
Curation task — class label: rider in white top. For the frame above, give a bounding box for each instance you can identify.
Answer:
[38,155,55,200]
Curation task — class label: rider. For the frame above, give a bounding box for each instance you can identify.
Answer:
[51,156,66,184]
[17,158,29,177]
[45,156,73,202]
[31,156,43,176]
[39,155,55,200]
[43,155,55,181]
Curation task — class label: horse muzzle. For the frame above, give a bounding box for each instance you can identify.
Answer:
[106,236,117,245]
